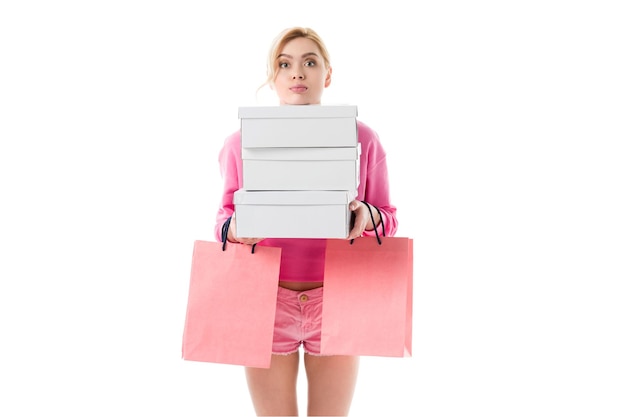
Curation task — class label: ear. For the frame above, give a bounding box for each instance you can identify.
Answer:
[324,66,332,88]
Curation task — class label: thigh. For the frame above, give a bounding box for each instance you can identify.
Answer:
[304,354,360,416]
[245,353,300,416]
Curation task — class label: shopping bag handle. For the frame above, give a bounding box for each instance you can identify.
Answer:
[350,201,385,246]
[221,216,257,254]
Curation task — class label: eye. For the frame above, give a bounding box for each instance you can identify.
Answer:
[304,60,316,67]
[278,62,289,69]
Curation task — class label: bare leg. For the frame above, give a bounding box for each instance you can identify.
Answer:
[245,352,300,416]
[304,354,359,416]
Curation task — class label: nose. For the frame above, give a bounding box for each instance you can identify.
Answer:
[292,71,304,80]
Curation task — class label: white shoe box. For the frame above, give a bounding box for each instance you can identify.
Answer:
[233,190,357,239]
[239,105,358,148]
[241,144,361,191]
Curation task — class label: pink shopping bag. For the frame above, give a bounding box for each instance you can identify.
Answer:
[321,236,413,357]
[182,239,281,368]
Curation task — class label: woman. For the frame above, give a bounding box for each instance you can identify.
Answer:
[214,27,398,416]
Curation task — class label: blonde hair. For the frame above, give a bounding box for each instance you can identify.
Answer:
[260,27,331,90]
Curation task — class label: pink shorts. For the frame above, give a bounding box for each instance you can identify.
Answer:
[272,286,324,355]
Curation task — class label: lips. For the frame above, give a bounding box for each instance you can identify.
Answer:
[290,85,308,93]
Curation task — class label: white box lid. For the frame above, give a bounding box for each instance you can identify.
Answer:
[239,105,357,119]
[234,190,357,205]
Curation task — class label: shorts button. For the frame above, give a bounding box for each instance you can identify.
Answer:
[299,294,308,302]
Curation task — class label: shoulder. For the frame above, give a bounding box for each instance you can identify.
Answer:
[357,120,377,137]
[357,120,384,149]
[220,130,241,153]
[218,130,241,161]
[223,130,241,147]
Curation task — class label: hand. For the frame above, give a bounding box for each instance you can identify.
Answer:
[346,200,379,240]
[227,214,265,246]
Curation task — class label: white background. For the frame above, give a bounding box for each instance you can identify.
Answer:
[1,1,625,416]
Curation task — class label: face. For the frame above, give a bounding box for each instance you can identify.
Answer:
[272,37,332,105]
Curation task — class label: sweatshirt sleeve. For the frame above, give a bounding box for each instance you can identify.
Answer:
[213,131,242,242]
[356,121,399,238]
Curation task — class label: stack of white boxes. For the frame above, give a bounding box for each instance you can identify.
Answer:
[234,105,360,238]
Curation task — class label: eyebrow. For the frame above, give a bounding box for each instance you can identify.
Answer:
[277,52,320,59]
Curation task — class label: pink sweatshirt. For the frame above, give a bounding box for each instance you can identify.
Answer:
[214,120,398,282]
